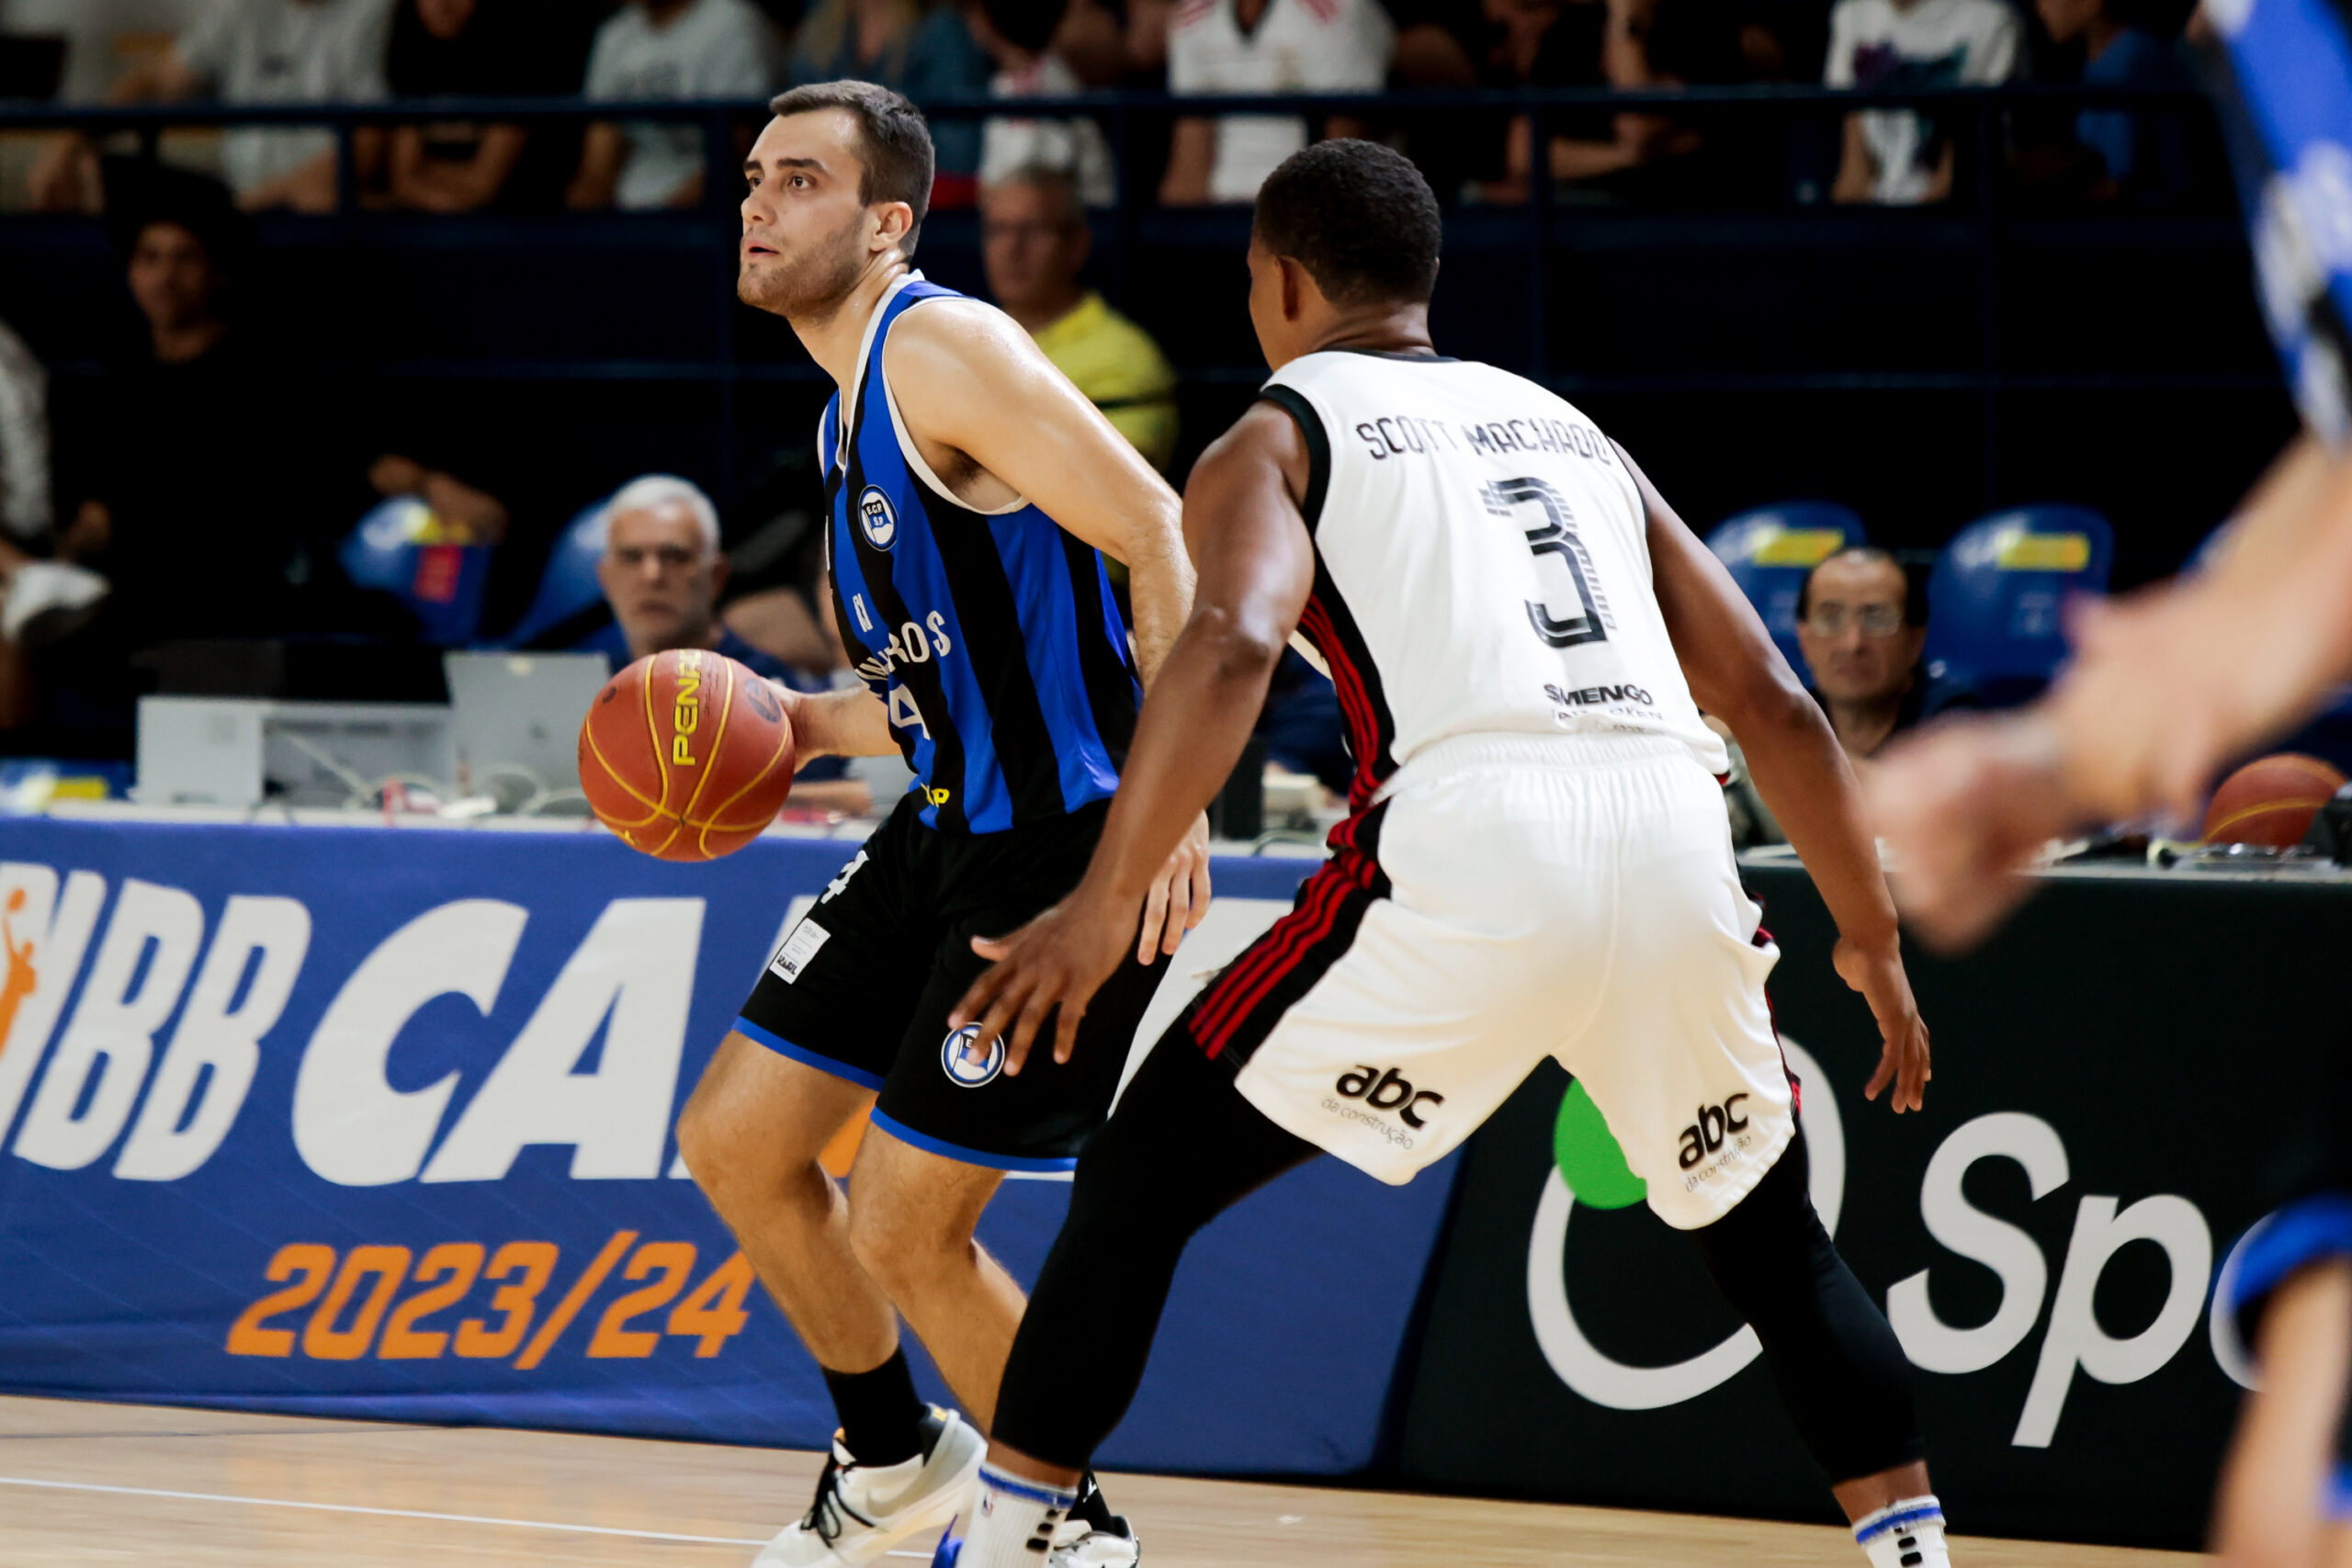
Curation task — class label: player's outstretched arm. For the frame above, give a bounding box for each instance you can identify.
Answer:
[882,302,1194,685]
[1870,433,2352,949]
[1621,441,1932,1112]
[952,402,1317,1073]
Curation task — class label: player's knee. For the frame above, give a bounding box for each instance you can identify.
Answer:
[846,1191,975,1297]
[674,1084,820,1222]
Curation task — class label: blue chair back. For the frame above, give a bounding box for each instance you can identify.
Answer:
[1705,502,1868,674]
[339,498,493,648]
[1924,505,2114,703]
[501,501,611,649]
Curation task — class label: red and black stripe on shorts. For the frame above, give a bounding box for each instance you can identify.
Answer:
[1184,801,1393,1068]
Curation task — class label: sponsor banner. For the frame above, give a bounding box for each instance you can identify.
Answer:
[0,817,1449,1476]
[1400,861,2352,1551]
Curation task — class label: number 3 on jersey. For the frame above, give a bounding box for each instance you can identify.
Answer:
[1482,476,1611,649]
[887,684,930,739]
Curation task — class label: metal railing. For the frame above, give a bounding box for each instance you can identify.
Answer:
[0,83,2267,511]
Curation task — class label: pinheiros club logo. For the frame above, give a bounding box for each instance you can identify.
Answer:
[858,487,899,550]
[941,1024,1005,1088]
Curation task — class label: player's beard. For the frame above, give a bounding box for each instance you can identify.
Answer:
[738,215,868,323]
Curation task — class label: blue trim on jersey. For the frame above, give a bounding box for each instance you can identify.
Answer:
[2330,1464,2352,1521]
[2227,1193,2352,1327]
[733,1017,888,1091]
[867,1108,1080,1172]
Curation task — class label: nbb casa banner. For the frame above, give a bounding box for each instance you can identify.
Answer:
[0,817,1453,1476]
[1402,862,2352,1551]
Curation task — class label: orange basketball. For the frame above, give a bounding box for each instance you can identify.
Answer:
[2201,752,2346,849]
[578,649,796,861]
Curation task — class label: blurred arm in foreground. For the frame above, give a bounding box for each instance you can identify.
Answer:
[1869,432,2352,948]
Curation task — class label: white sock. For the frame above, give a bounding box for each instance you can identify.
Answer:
[957,1464,1079,1568]
[1855,1495,1951,1568]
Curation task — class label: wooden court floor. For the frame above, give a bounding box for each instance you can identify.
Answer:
[0,1394,2199,1566]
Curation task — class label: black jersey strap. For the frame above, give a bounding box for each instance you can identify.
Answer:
[1255,383,1331,537]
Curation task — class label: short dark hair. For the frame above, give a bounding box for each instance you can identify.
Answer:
[1252,140,1441,308]
[1797,547,1929,627]
[768,80,934,256]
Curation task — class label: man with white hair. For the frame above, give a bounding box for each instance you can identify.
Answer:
[590,474,869,813]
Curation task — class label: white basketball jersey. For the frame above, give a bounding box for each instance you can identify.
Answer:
[1262,350,1727,805]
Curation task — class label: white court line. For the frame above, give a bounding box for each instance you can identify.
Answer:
[0,1472,941,1556]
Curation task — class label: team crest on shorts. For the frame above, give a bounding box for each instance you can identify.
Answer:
[857,487,899,550]
[941,1023,1005,1088]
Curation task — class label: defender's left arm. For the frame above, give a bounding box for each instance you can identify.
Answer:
[1621,441,1931,1112]
[884,303,1193,685]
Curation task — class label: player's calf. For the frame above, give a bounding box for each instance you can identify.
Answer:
[1686,1131,1951,1567]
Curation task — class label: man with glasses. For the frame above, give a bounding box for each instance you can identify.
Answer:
[1794,546,1933,762]
[979,165,1178,474]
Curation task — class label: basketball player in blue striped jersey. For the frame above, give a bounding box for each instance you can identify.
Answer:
[674,81,1206,1568]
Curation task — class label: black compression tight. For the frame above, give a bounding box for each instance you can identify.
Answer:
[1685,1129,1926,1483]
[991,1041,1924,1487]
[991,1038,1319,1471]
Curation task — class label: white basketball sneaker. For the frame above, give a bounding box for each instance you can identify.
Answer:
[754,1406,985,1568]
[1049,1516,1141,1567]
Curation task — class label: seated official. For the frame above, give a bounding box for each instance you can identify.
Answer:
[1794,547,1941,762]
[584,475,871,815]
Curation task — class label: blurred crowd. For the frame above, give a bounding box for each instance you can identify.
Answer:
[0,0,2223,794]
[0,0,2211,218]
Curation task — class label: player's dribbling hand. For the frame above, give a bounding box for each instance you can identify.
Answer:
[1836,936,1931,1113]
[955,880,1137,1075]
[1137,814,1213,964]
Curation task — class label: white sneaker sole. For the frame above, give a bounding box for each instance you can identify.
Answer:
[752,1427,986,1568]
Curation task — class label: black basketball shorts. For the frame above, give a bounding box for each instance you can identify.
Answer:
[733,793,1165,1171]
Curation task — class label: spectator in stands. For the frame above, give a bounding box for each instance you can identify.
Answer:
[30,0,396,215]
[1161,0,1393,205]
[588,475,871,812]
[0,320,49,557]
[569,0,784,211]
[1397,0,1719,206]
[787,0,992,189]
[981,165,1178,471]
[383,0,596,212]
[6,0,203,208]
[2025,0,2190,205]
[63,172,324,634]
[1826,0,2020,204]
[971,0,1118,205]
[1793,546,1934,761]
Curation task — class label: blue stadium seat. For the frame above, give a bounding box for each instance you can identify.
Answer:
[1705,502,1868,674]
[1924,505,2114,707]
[339,498,494,648]
[500,501,611,649]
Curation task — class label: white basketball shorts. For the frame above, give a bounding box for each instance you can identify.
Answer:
[1179,731,1795,1230]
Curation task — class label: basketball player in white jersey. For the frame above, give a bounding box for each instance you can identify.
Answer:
[943,139,1950,1568]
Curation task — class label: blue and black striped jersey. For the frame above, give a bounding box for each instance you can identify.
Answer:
[820,275,1142,834]
[2211,0,2352,443]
